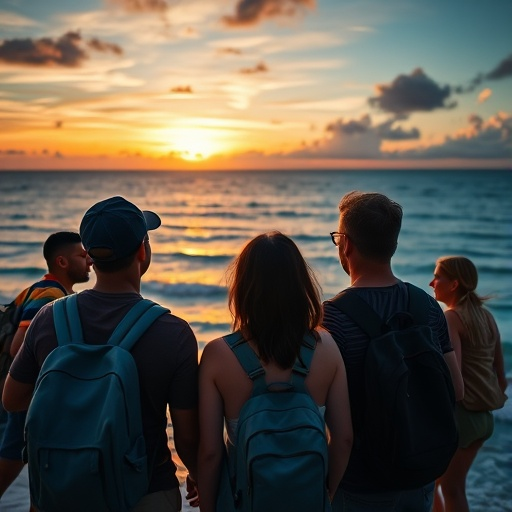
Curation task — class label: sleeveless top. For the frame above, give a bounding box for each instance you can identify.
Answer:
[457,308,507,412]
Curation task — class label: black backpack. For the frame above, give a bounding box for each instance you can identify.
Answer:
[329,283,458,490]
[0,280,66,394]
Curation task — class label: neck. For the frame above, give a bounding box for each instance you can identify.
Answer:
[349,261,397,288]
[92,270,141,294]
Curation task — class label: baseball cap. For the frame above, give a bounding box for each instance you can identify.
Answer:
[80,196,161,262]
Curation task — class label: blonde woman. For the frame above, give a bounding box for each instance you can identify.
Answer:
[430,256,507,512]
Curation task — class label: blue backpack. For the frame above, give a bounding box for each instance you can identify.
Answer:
[223,331,331,512]
[24,294,169,512]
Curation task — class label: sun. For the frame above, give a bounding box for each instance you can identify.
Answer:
[158,127,223,161]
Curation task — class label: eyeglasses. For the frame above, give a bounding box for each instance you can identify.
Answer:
[330,232,348,246]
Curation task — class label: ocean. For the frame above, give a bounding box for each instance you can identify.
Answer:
[0,169,511,511]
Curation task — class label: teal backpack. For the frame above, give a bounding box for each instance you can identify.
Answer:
[24,294,169,512]
[222,331,331,512]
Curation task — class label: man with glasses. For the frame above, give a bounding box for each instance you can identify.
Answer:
[3,196,199,512]
[322,191,463,512]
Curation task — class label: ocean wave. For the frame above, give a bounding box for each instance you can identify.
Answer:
[153,252,233,264]
[189,321,231,333]
[0,267,44,276]
[143,281,227,298]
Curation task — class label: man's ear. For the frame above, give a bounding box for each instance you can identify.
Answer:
[137,241,146,261]
[55,255,68,269]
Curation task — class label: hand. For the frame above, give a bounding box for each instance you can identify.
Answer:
[186,474,200,507]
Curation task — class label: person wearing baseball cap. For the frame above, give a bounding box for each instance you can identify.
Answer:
[4,196,200,512]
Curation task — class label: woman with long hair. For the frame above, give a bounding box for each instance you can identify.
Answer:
[198,231,353,512]
[430,256,507,512]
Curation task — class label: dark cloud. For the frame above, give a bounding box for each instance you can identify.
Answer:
[109,0,168,13]
[0,32,123,67]
[486,53,512,80]
[377,119,420,140]
[327,115,371,135]
[0,31,86,67]
[170,86,193,93]
[87,38,123,55]
[369,68,455,115]
[454,54,512,93]
[468,114,483,131]
[55,121,63,129]
[288,115,422,159]
[394,113,512,160]
[0,149,26,155]
[218,47,242,56]
[223,0,315,27]
[239,61,268,74]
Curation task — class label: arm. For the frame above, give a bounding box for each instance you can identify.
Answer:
[443,310,464,401]
[322,332,353,501]
[170,406,200,506]
[2,374,34,411]
[198,340,227,512]
[9,325,28,358]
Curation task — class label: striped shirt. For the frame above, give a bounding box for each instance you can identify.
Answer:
[15,274,67,329]
[322,280,452,493]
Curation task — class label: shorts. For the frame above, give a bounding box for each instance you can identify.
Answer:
[130,488,182,512]
[455,402,494,448]
[0,411,26,460]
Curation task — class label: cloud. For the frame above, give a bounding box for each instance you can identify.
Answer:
[218,47,243,56]
[87,38,123,56]
[455,54,512,93]
[285,113,511,161]
[108,0,168,13]
[369,68,455,114]
[0,32,123,67]
[478,88,492,103]
[239,61,268,74]
[0,11,38,27]
[223,0,315,27]
[170,86,193,93]
[288,114,412,159]
[394,113,512,160]
[486,53,512,80]
[0,149,26,155]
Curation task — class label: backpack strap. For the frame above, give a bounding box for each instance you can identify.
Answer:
[53,296,169,351]
[224,331,317,395]
[328,289,384,338]
[329,284,431,334]
[405,283,429,325]
[109,300,169,351]
[53,295,84,346]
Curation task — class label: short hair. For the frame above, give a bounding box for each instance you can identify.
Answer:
[91,250,139,273]
[338,191,402,262]
[43,232,82,265]
[228,231,322,369]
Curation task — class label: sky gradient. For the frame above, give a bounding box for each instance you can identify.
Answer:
[0,0,511,170]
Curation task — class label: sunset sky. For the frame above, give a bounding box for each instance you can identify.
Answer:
[0,0,511,171]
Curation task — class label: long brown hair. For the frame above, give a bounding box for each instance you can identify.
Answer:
[228,231,322,368]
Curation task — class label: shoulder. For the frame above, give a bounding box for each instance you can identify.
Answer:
[314,328,343,364]
[200,336,231,362]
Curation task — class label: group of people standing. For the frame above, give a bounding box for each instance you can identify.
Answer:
[0,190,508,512]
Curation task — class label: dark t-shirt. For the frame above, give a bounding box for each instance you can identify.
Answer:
[10,290,199,493]
[322,280,452,493]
